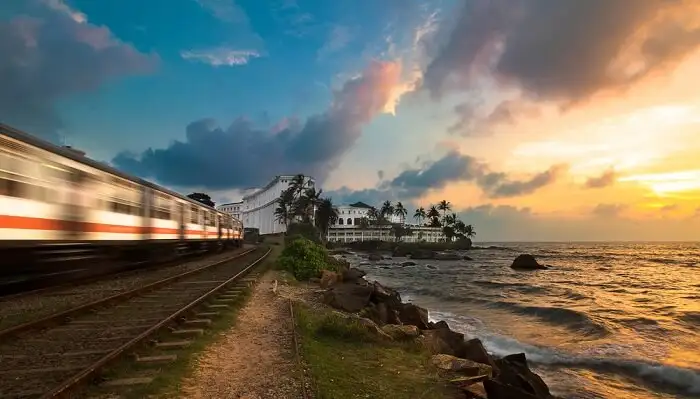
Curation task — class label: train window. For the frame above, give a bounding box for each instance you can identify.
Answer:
[190,206,199,224]
[150,192,172,220]
[0,178,30,198]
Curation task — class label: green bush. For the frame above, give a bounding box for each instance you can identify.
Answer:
[286,222,322,243]
[278,237,329,280]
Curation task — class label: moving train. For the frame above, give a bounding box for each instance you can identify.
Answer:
[0,123,243,277]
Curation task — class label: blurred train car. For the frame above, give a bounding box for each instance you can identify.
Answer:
[0,123,243,277]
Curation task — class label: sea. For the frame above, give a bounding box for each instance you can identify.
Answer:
[339,242,700,399]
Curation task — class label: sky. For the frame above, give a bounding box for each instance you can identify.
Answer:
[1,0,700,241]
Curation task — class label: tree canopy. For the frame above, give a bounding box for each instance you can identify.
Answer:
[187,192,215,207]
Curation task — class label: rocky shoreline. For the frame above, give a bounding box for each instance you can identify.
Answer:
[313,261,559,399]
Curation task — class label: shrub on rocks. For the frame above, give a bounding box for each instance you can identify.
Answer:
[278,237,329,280]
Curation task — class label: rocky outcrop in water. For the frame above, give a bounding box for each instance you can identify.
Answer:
[511,254,547,270]
[318,266,558,399]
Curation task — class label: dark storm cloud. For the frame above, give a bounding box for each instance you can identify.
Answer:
[328,150,566,205]
[113,61,402,190]
[584,169,617,189]
[0,2,158,141]
[423,0,700,101]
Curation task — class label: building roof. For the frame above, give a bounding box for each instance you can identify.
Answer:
[348,201,374,209]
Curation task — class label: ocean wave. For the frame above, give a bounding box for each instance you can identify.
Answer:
[488,302,612,337]
[471,280,548,294]
[476,331,700,396]
[678,312,700,327]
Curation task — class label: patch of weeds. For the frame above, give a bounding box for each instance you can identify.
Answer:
[293,303,460,399]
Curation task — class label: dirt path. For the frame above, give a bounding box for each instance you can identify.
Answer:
[180,271,304,399]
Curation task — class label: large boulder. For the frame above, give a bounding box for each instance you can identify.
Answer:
[426,322,469,357]
[463,339,500,374]
[511,254,547,270]
[399,303,430,330]
[382,324,420,340]
[323,283,373,312]
[320,270,340,289]
[431,354,492,376]
[342,267,367,282]
[368,253,383,261]
[492,353,553,398]
[371,281,402,308]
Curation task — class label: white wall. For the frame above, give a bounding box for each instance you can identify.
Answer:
[239,175,315,235]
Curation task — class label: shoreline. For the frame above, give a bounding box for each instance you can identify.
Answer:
[312,254,560,399]
[330,246,700,399]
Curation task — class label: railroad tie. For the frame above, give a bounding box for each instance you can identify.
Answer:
[155,340,192,349]
[195,311,220,318]
[103,377,155,386]
[135,354,178,364]
[206,304,229,309]
[171,328,205,336]
[184,319,212,326]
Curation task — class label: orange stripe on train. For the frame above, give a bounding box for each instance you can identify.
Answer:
[0,215,234,237]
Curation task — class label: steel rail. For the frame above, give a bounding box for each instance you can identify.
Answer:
[44,247,271,398]
[0,247,256,340]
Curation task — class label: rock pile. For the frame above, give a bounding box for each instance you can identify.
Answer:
[319,266,558,399]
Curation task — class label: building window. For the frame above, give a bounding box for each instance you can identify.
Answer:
[338,219,344,225]
[347,218,352,225]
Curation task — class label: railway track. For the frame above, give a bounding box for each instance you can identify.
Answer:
[0,247,253,333]
[0,246,270,398]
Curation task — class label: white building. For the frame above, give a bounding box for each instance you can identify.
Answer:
[217,175,315,235]
[327,202,445,243]
[217,201,243,220]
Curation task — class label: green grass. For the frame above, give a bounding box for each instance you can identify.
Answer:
[79,242,284,399]
[294,304,460,399]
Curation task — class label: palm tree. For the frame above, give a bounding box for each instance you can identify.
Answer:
[289,174,306,200]
[442,224,456,242]
[464,224,476,238]
[276,188,295,227]
[366,207,380,225]
[394,202,407,224]
[444,213,457,227]
[380,201,394,222]
[413,207,426,225]
[427,205,441,227]
[315,198,338,241]
[438,200,451,220]
[302,187,323,222]
[274,202,290,227]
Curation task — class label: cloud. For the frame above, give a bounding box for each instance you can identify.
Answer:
[0,1,158,141]
[456,204,700,241]
[271,0,317,38]
[448,99,541,135]
[421,0,700,102]
[480,164,568,198]
[113,60,403,190]
[180,48,261,66]
[660,204,679,212]
[329,150,566,205]
[317,25,353,60]
[585,169,618,189]
[194,0,248,23]
[592,203,628,218]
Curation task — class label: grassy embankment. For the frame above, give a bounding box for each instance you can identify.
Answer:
[281,223,459,398]
[83,237,285,399]
[293,303,459,399]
